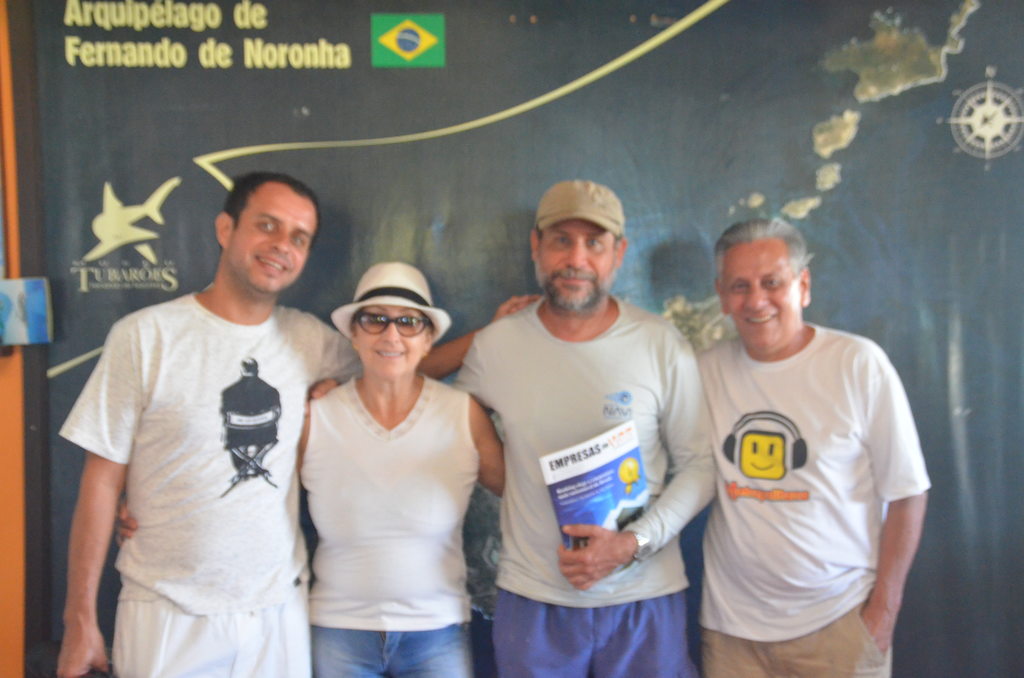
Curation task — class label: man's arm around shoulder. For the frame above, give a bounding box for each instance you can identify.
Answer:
[420,295,538,379]
[57,453,127,678]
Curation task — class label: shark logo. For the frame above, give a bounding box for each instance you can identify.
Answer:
[82,177,181,264]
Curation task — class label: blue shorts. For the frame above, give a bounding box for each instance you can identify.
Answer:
[311,623,471,678]
[492,589,697,678]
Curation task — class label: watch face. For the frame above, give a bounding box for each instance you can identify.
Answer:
[633,532,652,560]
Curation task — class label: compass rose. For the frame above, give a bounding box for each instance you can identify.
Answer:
[943,67,1024,168]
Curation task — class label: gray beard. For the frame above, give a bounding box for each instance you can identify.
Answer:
[535,264,614,314]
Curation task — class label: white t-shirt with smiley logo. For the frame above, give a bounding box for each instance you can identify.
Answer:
[698,325,930,641]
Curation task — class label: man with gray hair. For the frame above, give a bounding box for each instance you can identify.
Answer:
[698,218,930,677]
[456,180,713,677]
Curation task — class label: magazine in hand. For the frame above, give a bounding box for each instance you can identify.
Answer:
[539,420,649,549]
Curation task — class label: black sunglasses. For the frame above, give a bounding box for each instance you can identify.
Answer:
[355,311,432,337]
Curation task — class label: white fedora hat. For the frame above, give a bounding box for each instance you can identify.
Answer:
[330,262,452,342]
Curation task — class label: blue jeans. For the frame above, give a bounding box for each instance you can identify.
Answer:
[311,624,472,678]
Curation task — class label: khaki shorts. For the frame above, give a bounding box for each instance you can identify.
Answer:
[701,606,891,678]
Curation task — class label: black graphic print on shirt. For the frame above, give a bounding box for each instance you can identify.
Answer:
[220,358,282,496]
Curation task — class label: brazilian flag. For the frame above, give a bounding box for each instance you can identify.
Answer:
[371,14,445,68]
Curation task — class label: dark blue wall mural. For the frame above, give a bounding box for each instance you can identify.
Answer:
[33,1,1022,675]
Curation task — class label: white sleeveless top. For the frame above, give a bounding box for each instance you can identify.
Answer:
[302,377,479,630]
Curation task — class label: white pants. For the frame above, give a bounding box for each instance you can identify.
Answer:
[112,585,311,678]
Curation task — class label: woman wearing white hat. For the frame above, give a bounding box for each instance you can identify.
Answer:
[300,261,504,678]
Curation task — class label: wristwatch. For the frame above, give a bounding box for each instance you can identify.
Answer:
[630,531,654,561]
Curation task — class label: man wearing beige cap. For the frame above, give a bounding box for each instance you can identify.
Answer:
[456,180,714,677]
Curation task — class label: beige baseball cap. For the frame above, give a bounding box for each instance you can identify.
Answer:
[535,180,625,237]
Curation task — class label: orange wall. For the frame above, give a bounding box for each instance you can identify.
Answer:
[0,0,27,674]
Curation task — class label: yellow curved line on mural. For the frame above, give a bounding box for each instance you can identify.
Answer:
[195,0,732,188]
[49,0,730,380]
[47,347,104,379]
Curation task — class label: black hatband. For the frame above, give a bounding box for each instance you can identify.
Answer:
[356,286,430,307]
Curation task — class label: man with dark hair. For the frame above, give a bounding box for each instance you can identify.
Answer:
[221,170,322,231]
[698,218,930,678]
[57,172,360,678]
[456,180,713,678]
